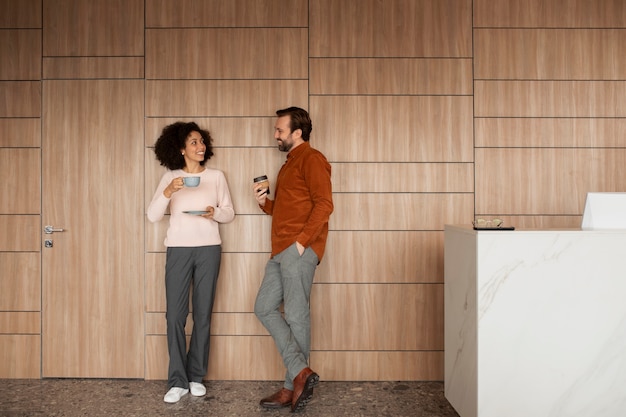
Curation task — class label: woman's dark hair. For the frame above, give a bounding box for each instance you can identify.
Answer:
[153,121,214,170]
[276,107,312,142]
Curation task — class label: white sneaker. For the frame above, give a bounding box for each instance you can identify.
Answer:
[164,387,189,403]
[189,381,206,397]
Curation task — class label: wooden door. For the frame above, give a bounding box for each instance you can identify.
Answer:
[42,80,144,377]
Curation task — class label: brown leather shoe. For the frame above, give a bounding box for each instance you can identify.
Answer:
[291,367,319,412]
[259,388,293,409]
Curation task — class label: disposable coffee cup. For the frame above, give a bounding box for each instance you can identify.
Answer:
[253,175,270,195]
[183,176,200,187]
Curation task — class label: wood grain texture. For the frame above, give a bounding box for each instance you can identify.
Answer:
[0,30,41,80]
[0,82,40,117]
[0,149,40,214]
[0,253,40,311]
[310,0,472,57]
[474,0,626,28]
[43,57,144,79]
[0,118,40,147]
[331,194,474,231]
[145,80,308,117]
[475,148,626,214]
[311,351,443,381]
[311,96,474,162]
[42,80,145,378]
[0,335,40,378]
[146,28,307,79]
[0,312,40,334]
[475,81,626,117]
[332,163,473,193]
[475,118,626,148]
[43,0,143,56]
[145,0,308,28]
[310,58,473,95]
[316,231,444,283]
[475,29,626,80]
[144,117,275,147]
[0,215,40,251]
[0,0,41,28]
[311,284,444,350]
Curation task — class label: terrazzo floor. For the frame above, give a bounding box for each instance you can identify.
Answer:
[0,379,461,417]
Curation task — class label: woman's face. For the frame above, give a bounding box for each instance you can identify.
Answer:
[182,131,206,164]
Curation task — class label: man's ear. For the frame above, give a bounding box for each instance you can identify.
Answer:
[292,128,303,139]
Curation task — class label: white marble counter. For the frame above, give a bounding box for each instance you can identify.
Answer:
[444,225,626,417]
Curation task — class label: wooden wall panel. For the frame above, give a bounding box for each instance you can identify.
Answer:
[43,57,144,79]
[474,0,626,28]
[311,284,443,350]
[0,312,40,334]
[311,351,443,381]
[0,149,40,214]
[0,82,40,117]
[0,253,40,311]
[475,81,626,117]
[43,0,144,56]
[0,30,41,80]
[316,231,443,283]
[0,118,40,147]
[0,215,40,252]
[0,335,40,378]
[146,28,307,79]
[145,80,308,117]
[476,148,626,215]
[475,29,626,80]
[144,117,275,147]
[310,58,473,95]
[331,194,473,230]
[0,0,41,28]
[311,96,473,162]
[475,118,626,148]
[145,0,308,28]
[310,0,472,57]
[332,163,473,193]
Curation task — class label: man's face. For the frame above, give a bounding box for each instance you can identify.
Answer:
[274,115,297,152]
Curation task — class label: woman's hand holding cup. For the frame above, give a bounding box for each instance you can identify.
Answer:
[163,177,185,198]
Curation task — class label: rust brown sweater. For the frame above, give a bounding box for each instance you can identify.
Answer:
[261,142,333,261]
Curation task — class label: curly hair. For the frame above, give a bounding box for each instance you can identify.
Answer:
[153,121,214,170]
[276,107,312,142]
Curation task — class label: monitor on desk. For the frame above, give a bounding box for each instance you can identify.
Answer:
[581,192,626,230]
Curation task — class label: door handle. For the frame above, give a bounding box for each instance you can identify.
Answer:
[44,225,65,234]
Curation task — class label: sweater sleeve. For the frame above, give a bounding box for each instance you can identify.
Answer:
[212,171,235,224]
[147,172,173,223]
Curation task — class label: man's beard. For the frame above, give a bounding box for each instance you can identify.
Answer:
[278,140,292,152]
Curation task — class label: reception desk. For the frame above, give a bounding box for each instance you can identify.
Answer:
[444,225,626,417]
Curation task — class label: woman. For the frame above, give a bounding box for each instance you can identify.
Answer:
[147,121,235,403]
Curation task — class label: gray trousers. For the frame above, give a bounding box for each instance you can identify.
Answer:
[165,245,221,389]
[254,243,319,390]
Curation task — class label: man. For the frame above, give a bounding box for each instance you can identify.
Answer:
[252,107,333,412]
